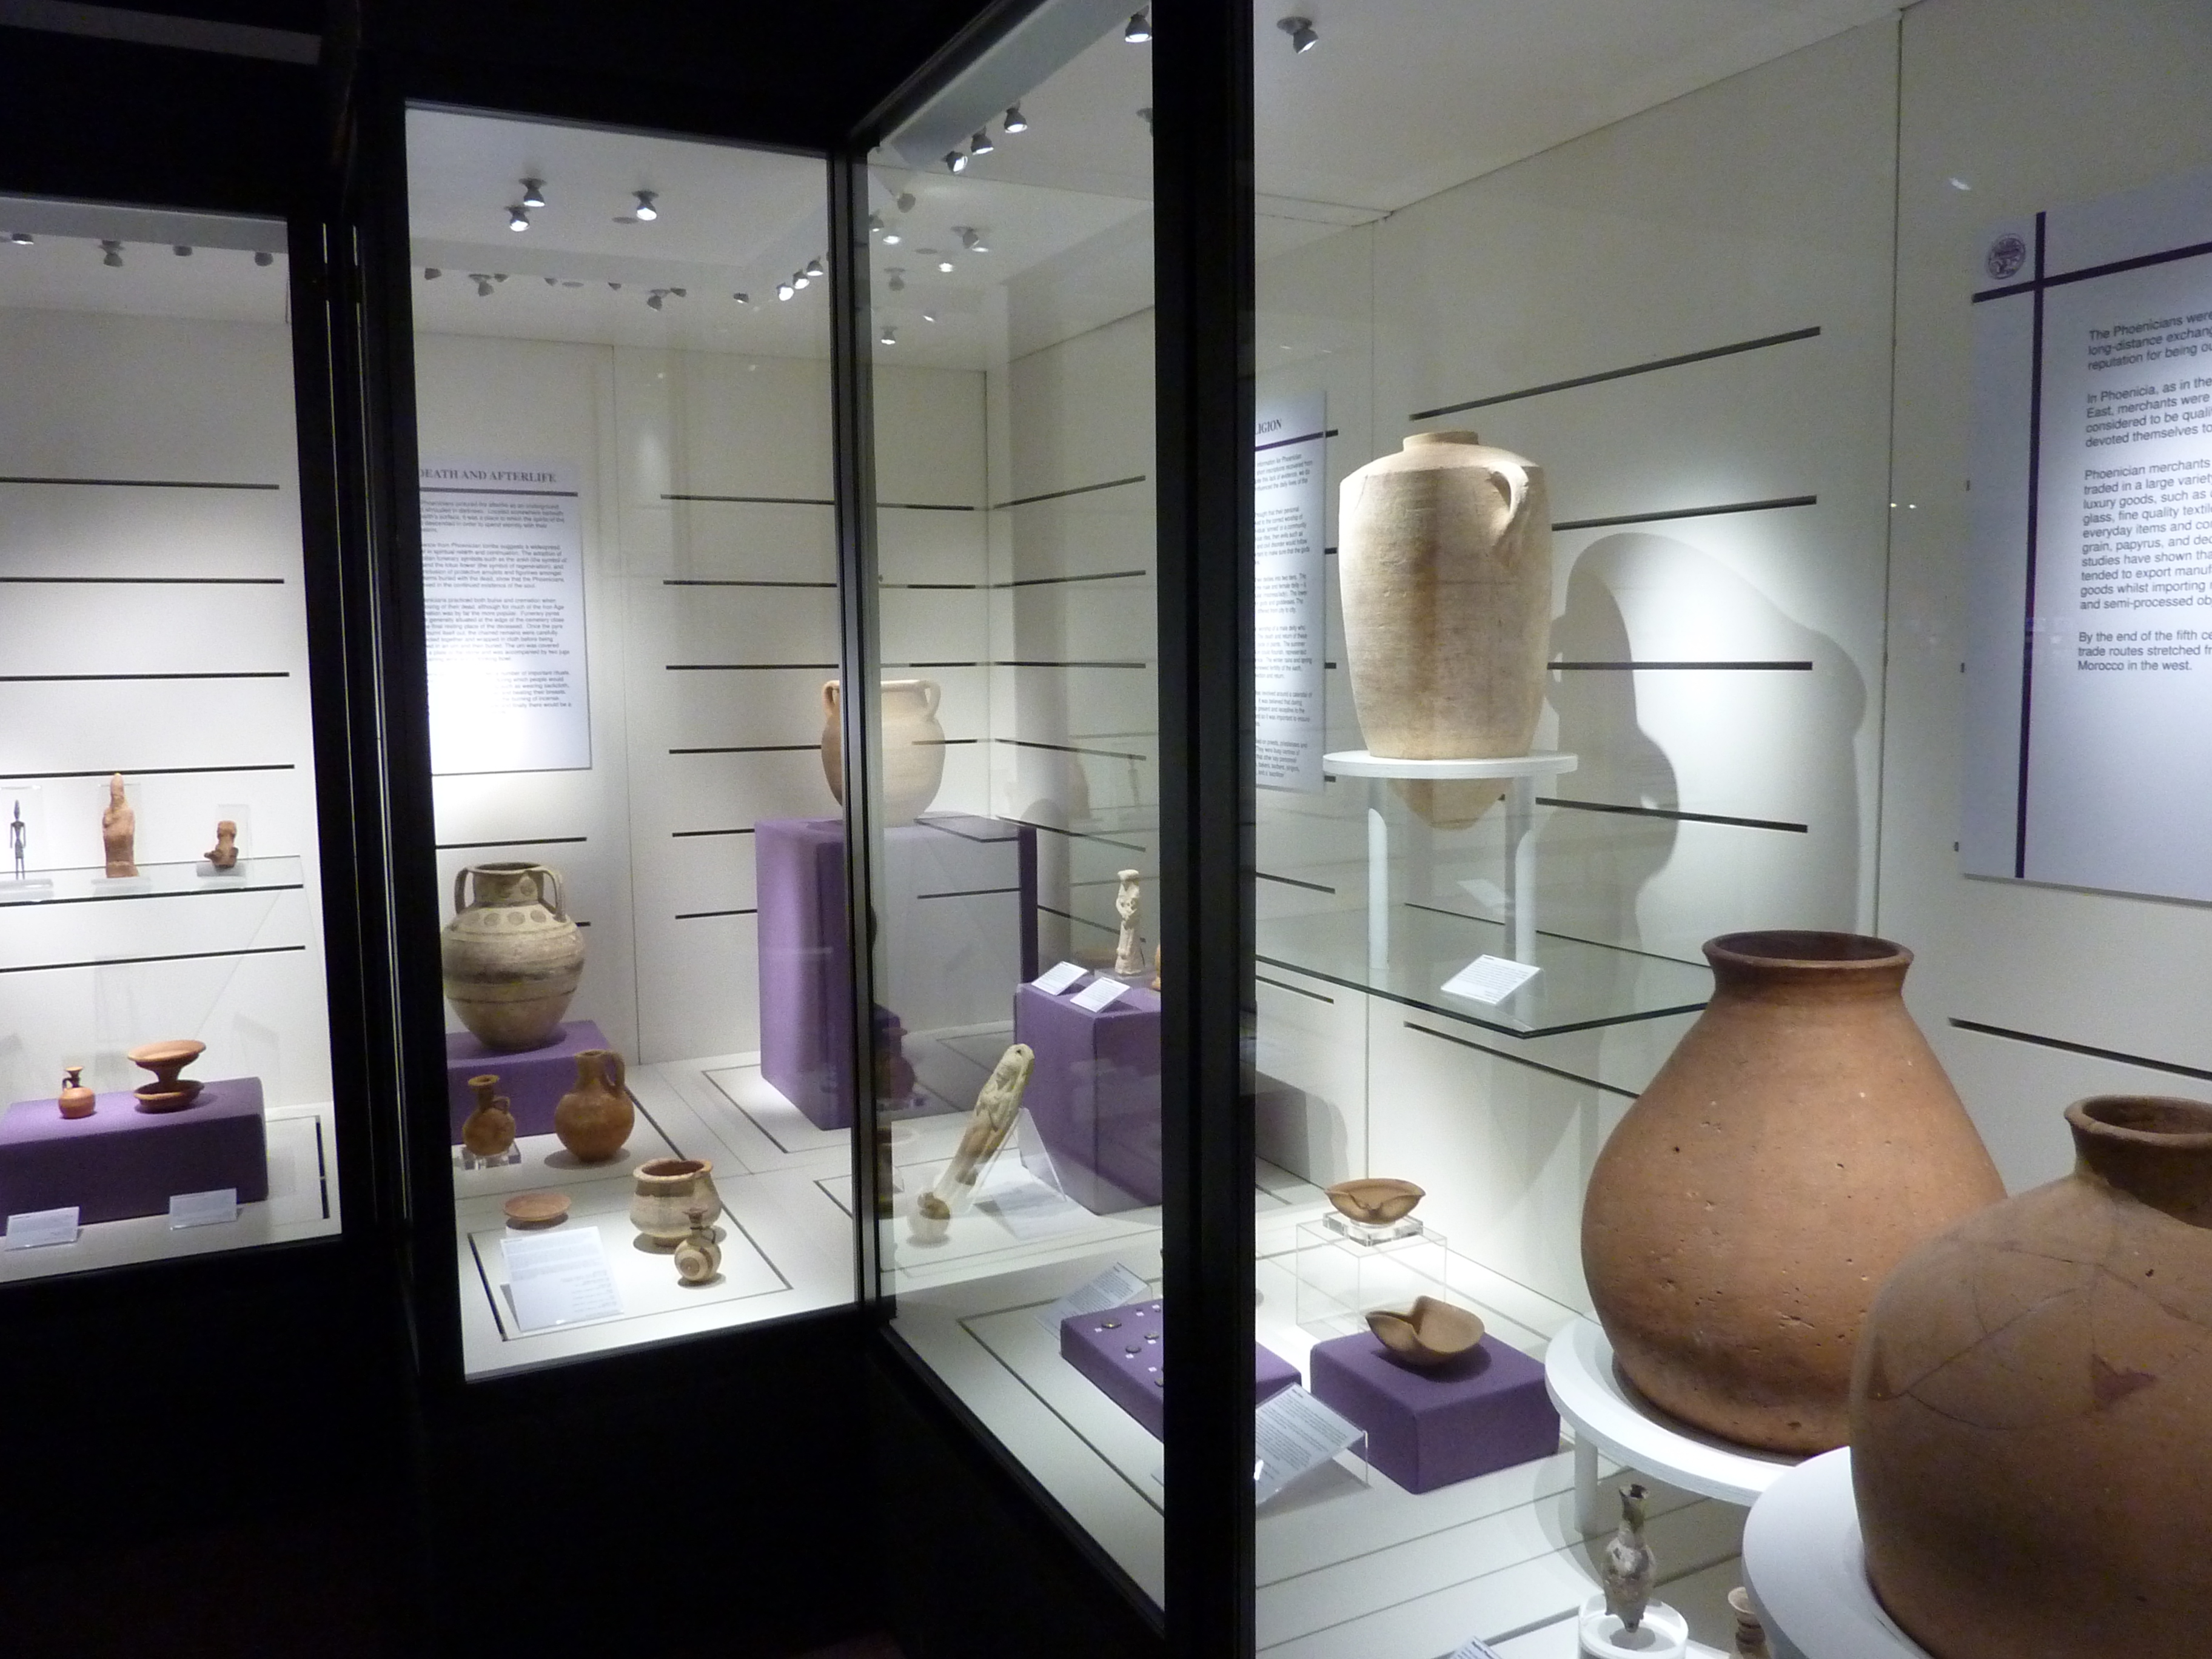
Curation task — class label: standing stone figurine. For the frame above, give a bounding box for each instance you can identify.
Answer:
[911,1043,1036,1241]
[8,799,24,880]
[101,773,136,877]
[1602,1482,1655,1634]
[204,820,238,870]
[1113,868,1144,976]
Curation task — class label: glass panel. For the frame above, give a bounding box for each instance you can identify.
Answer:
[863,1,1165,1606]
[402,112,853,1378]
[0,198,341,1279]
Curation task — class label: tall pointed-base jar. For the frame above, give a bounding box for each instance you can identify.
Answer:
[1851,1094,2212,1658]
[1581,931,2003,1452]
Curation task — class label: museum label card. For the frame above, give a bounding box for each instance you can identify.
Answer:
[1032,960,1087,994]
[5,1206,79,1250]
[1441,954,1542,1005]
[502,1227,621,1331]
[1253,1386,1362,1505]
[169,1188,240,1229]
[1036,1261,1152,1335]
[1447,1640,1503,1659]
[1070,975,1128,1012]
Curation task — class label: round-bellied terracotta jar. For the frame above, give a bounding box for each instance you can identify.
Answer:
[1581,931,2003,1452]
[1851,1095,2212,1657]
[629,1157,723,1250]
[552,1048,632,1164]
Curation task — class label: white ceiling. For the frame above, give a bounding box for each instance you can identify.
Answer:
[0,198,289,325]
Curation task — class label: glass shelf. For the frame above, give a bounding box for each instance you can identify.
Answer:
[0,857,305,908]
[1255,902,1711,1038]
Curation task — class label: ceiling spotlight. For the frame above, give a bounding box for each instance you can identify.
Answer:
[944,150,968,175]
[897,192,916,213]
[1004,104,1028,133]
[969,129,995,156]
[1139,106,1155,132]
[424,267,441,280]
[777,281,796,301]
[632,190,659,221]
[647,290,666,310]
[886,267,905,292]
[922,311,937,323]
[803,256,825,280]
[7,232,32,245]
[99,240,122,267]
[253,250,274,266]
[520,178,546,207]
[957,226,988,253]
[1125,9,1151,42]
[508,206,531,232]
[792,269,811,290]
[880,326,897,346]
[937,259,955,273]
[1278,15,1318,52]
[173,245,193,256]
[732,291,751,304]
[544,275,557,286]
[882,226,902,245]
[471,273,494,297]
[868,212,886,235]
[608,281,622,290]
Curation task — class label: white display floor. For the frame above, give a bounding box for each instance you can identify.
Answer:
[887,1184,1754,1658]
[0,1101,339,1282]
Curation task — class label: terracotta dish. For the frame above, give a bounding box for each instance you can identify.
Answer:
[1326,1177,1426,1226]
[127,1039,206,1113]
[1366,1296,1485,1367]
[502,1191,571,1228]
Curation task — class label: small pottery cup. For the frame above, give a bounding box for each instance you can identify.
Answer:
[629,1157,722,1249]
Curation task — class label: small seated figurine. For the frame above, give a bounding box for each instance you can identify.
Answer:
[205,820,238,870]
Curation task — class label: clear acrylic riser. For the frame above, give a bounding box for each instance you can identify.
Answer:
[1295,1214,1480,1336]
[0,855,303,907]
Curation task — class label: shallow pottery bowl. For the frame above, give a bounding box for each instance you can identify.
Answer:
[1325,1177,1426,1226]
[503,1191,571,1228]
[1366,1296,1485,1367]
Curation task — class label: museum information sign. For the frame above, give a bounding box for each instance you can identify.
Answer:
[1965,170,2212,899]
[421,459,591,774]
[1255,391,1327,794]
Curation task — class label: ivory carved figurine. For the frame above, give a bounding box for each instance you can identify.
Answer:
[1113,868,1144,975]
[101,773,136,877]
[910,1043,1035,1242]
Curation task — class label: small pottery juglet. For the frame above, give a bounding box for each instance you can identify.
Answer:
[820,678,946,825]
[673,1207,721,1285]
[1325,1177,1426,1227]
[440,862,585,1051]
[1338,432,1552,828]
[629,1157,723,1249]
[1851,1094,2212,1658]
[1366,1296,1485,1367]
[1581,931,2003,1452]
[205,820,238,869]
[101,772,136,877]
[1602,1482,1655,1634]
[58,1065,93,1120]
[553,1048,631,1162]
[128,1039,206,1113]
[459,1073,516,1159]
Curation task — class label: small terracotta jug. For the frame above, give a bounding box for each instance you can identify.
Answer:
[673,1207,721,1285]
[553,1048,632,1162]
[459,1073,515,1158]
[58,1065,93,1119]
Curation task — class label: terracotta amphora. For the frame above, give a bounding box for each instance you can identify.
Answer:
[1851,1095,2212,1658]
[440,862,585,1051]
[1338,431,1552,828]
[1581,931,2003,1452]
[553,1048,632,1163]
[820,678,946,825]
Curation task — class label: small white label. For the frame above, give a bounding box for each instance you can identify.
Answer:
[5,1206,81,1249]
[1070,975,1129,1013]
[1253,1386,1362,1504]
[1032,960,1088,994]
[1448,1641,1503,1659]
[1441,954,1542,1005]
[502,1227,622,1332]
[1036,1261,1152,1335]
[169,1188,240,1228]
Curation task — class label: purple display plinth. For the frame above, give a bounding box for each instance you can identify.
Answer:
[0,1078,269,1225]
[1308,1330,1559,1494]
[1015,979,1161,1213]
[757,814,1039,1131]
[1060,1299,1298,1440]
[444,1021,608,1141]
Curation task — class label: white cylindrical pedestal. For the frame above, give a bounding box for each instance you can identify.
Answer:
[1577,1594,1687,1659]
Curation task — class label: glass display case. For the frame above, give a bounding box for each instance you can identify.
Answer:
[392,112,860,1378]
[0,195,347,1282]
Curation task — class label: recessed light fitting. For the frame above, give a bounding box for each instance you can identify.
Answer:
[7,232,31,245]
[937,259,954,273]
[1004,104,1028,133]
[732,291,751,304]
[424,267,441,280]
[880,326,896,346]
[173,245,192,256]
[886,268,906,292]
[1125,8,1151,42]
[1277,15,1318,52]
[520,178,546,207]
[882,229,902,245]
[957,226,988,253]
[922,311,937,323]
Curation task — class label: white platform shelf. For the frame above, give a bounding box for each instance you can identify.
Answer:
[1742,1449,1931,1659]
[1545,1317,1803,1533]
